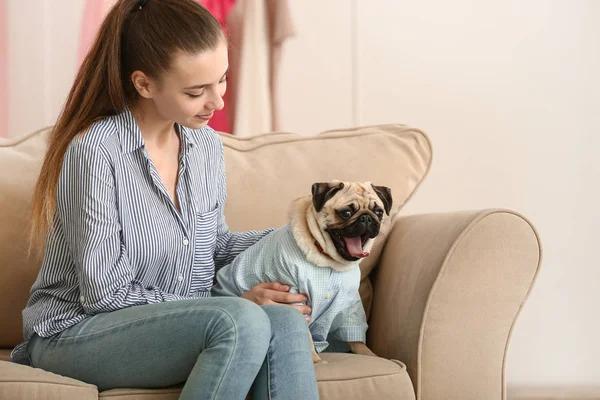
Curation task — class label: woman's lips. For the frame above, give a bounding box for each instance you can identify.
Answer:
[195,113,213,121]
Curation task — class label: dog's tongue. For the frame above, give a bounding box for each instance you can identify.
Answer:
[344,237,370,258]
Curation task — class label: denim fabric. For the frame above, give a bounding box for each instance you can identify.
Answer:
[28,297,318,400]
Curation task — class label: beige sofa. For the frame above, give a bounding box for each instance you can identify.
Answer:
[0,123,542,399]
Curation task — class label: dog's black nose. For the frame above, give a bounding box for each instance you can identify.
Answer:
[359,214,372,225]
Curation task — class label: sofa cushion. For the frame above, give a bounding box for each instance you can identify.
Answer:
[100,387,182,399]
[314,353,415,399]
[0,124,432,347]
[97,353,415,400]
[0,128,49,348]
[0,353,414,400]
[0,360,98,399]
[0,349,12,362]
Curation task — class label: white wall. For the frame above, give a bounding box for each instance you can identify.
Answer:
[5,0,600,388]
[278,0,355,134]
[7,0,84,137]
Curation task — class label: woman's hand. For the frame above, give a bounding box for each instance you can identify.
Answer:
[242,282,312,321]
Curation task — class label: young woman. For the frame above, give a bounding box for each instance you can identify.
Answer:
[10,1,319,399]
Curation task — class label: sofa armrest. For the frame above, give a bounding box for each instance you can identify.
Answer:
[0,360,98,399]
[367,209,542,400]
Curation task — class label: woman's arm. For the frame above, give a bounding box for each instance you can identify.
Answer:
[213,206,274,270]
[58,140,185,316]
[212,141,273,271]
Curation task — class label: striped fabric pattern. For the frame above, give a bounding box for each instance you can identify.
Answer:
[212,225,368,352]
[11,107,271,365]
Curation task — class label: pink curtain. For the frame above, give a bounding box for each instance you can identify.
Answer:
[199,0,237,134]
[78,0,116,67]
[0,0,8,138]
[200,0,236,29]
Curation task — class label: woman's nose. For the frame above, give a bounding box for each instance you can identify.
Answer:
[206,88,225,111]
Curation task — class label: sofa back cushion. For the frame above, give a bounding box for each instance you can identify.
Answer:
[0,124,431,347]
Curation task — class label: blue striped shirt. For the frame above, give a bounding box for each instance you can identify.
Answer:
[11,107,271,365]
[212,225,367,352]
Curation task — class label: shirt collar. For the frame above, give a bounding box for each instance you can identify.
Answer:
[116,106,197,154]
[116,106,145,154]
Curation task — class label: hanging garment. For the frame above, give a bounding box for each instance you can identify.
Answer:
[226,0,295,136]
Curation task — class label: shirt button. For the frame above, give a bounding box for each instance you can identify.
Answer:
[183,237,189,246]
[80,295,85,302]
[325,292,332,299]
[178,274,184,282]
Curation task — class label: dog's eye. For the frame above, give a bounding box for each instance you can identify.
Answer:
[375,209,384,218]
[339,210,352,219]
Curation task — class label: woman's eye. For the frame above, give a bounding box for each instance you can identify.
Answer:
[186,92,204,99]
[219,76,227,84]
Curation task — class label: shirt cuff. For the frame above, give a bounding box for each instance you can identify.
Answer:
[334,326,367,343]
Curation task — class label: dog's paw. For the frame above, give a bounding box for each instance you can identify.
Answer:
[312,356,327,364]
[348,342,378,357]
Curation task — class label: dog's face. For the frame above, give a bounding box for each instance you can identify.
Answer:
[311,180,392,262]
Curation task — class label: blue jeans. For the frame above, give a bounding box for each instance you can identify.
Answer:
[27,297,319,400]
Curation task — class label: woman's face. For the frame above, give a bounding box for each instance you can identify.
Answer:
[147,39,229,129]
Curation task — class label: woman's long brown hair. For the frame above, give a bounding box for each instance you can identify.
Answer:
[30,0,223,252]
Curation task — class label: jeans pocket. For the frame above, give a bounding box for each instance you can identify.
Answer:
[192,208,219,288]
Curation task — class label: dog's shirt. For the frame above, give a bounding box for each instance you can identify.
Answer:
[212,225,367,352]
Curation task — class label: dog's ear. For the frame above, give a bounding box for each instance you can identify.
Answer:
[311,182,345,212]
[371,185,393,215]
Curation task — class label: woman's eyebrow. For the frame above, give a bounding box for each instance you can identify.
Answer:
[184,67,229,90]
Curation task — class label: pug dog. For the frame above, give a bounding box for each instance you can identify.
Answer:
[212,180,392,363]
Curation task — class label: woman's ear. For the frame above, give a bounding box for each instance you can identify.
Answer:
[130,70,156,99]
